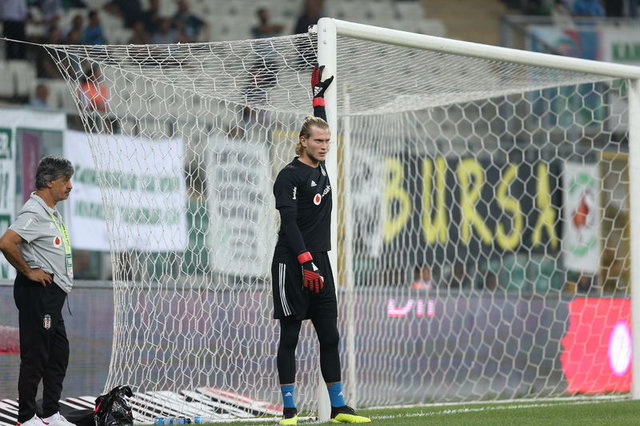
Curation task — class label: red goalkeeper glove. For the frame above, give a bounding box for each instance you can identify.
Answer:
[311,64,334,107]
[298,251,324,293]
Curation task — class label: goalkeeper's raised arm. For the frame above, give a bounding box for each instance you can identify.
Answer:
[311,64,333,122]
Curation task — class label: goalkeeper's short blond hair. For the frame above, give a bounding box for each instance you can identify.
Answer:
[296,116,329,156]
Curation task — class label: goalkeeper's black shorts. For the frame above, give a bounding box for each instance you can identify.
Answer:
[271,248,337,321]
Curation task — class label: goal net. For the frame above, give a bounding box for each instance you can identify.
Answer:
[45,19,635,416]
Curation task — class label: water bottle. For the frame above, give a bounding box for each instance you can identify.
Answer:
[153,418,165,425]
[193,417,202,424]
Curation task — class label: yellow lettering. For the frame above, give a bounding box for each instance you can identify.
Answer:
[422,157,447,244]
[457,158,492,244]
[532,163,559,249]
[495,164,522,250]
[383,158,411,243]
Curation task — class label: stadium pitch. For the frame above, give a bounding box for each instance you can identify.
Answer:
[196,397,640,425]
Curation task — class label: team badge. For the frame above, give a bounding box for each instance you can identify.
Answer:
[53,236,62,247]
[43,314,51,330]
[313,194,322,205]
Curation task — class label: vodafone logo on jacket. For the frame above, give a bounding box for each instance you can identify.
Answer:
[53,236,62,247]
[313,194,321,205]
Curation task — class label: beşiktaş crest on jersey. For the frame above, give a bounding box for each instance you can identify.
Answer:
[313,184,331,206]
[43,314,51,330]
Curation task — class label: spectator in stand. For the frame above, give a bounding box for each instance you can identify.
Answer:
[38,0,62,34]
[82,10,106,45]
[293,0,323,68]
[1,0,30,60]
[252,8,285,39]
[80,65,108,113]
[36,26,64,78]
[129,20,152,45]
[411,265,436,290]
[152,18,179,44]
[63,13,84,41]
[604,0,624,16]
[480,271,498,291]
[173,0,208,41]
[29,84,50,109]
[448,262,470,290]
[550,0,574,27]
[141,0,161,36]
[294,0,323,34]
[571,0,605,16]
[66,26,83,44]
[104,0,142,29]
[80,64,113,132]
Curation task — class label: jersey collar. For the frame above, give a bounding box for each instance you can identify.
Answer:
[30,192,58,215]
[294,157,324,169]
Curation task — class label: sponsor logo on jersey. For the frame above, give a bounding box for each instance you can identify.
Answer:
[53,236,62,247]
[313,194,322,205]
[311,180,317,187]
[322,184,331,197]
[292,187,297,200]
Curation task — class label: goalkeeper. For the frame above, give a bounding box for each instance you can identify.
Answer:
[270,65,371,425]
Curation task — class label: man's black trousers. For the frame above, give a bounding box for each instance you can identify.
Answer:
[14,273,69,422]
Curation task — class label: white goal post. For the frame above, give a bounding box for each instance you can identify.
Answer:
[42,17,640,421]
[317,17,640,400]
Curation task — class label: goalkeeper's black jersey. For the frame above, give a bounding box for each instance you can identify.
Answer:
[274,158,332,254]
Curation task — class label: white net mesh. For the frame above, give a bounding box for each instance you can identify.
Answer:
[46,27,631,414]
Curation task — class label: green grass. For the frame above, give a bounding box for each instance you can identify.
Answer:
[197,398,640,425]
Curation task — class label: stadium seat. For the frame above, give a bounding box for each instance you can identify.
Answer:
[119,118,139,136]
[395,1,426,21]
[60,85,78,111]
[44,80,69,109]
[214,0,245,17]
[325,1,368,21]
[270,0,300,20]
[212,16,252,41]
[0,61,14,98]
[9,60,36,97]
[366,2,396,21]
[158,0,179,17]
[393,19,446,37]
